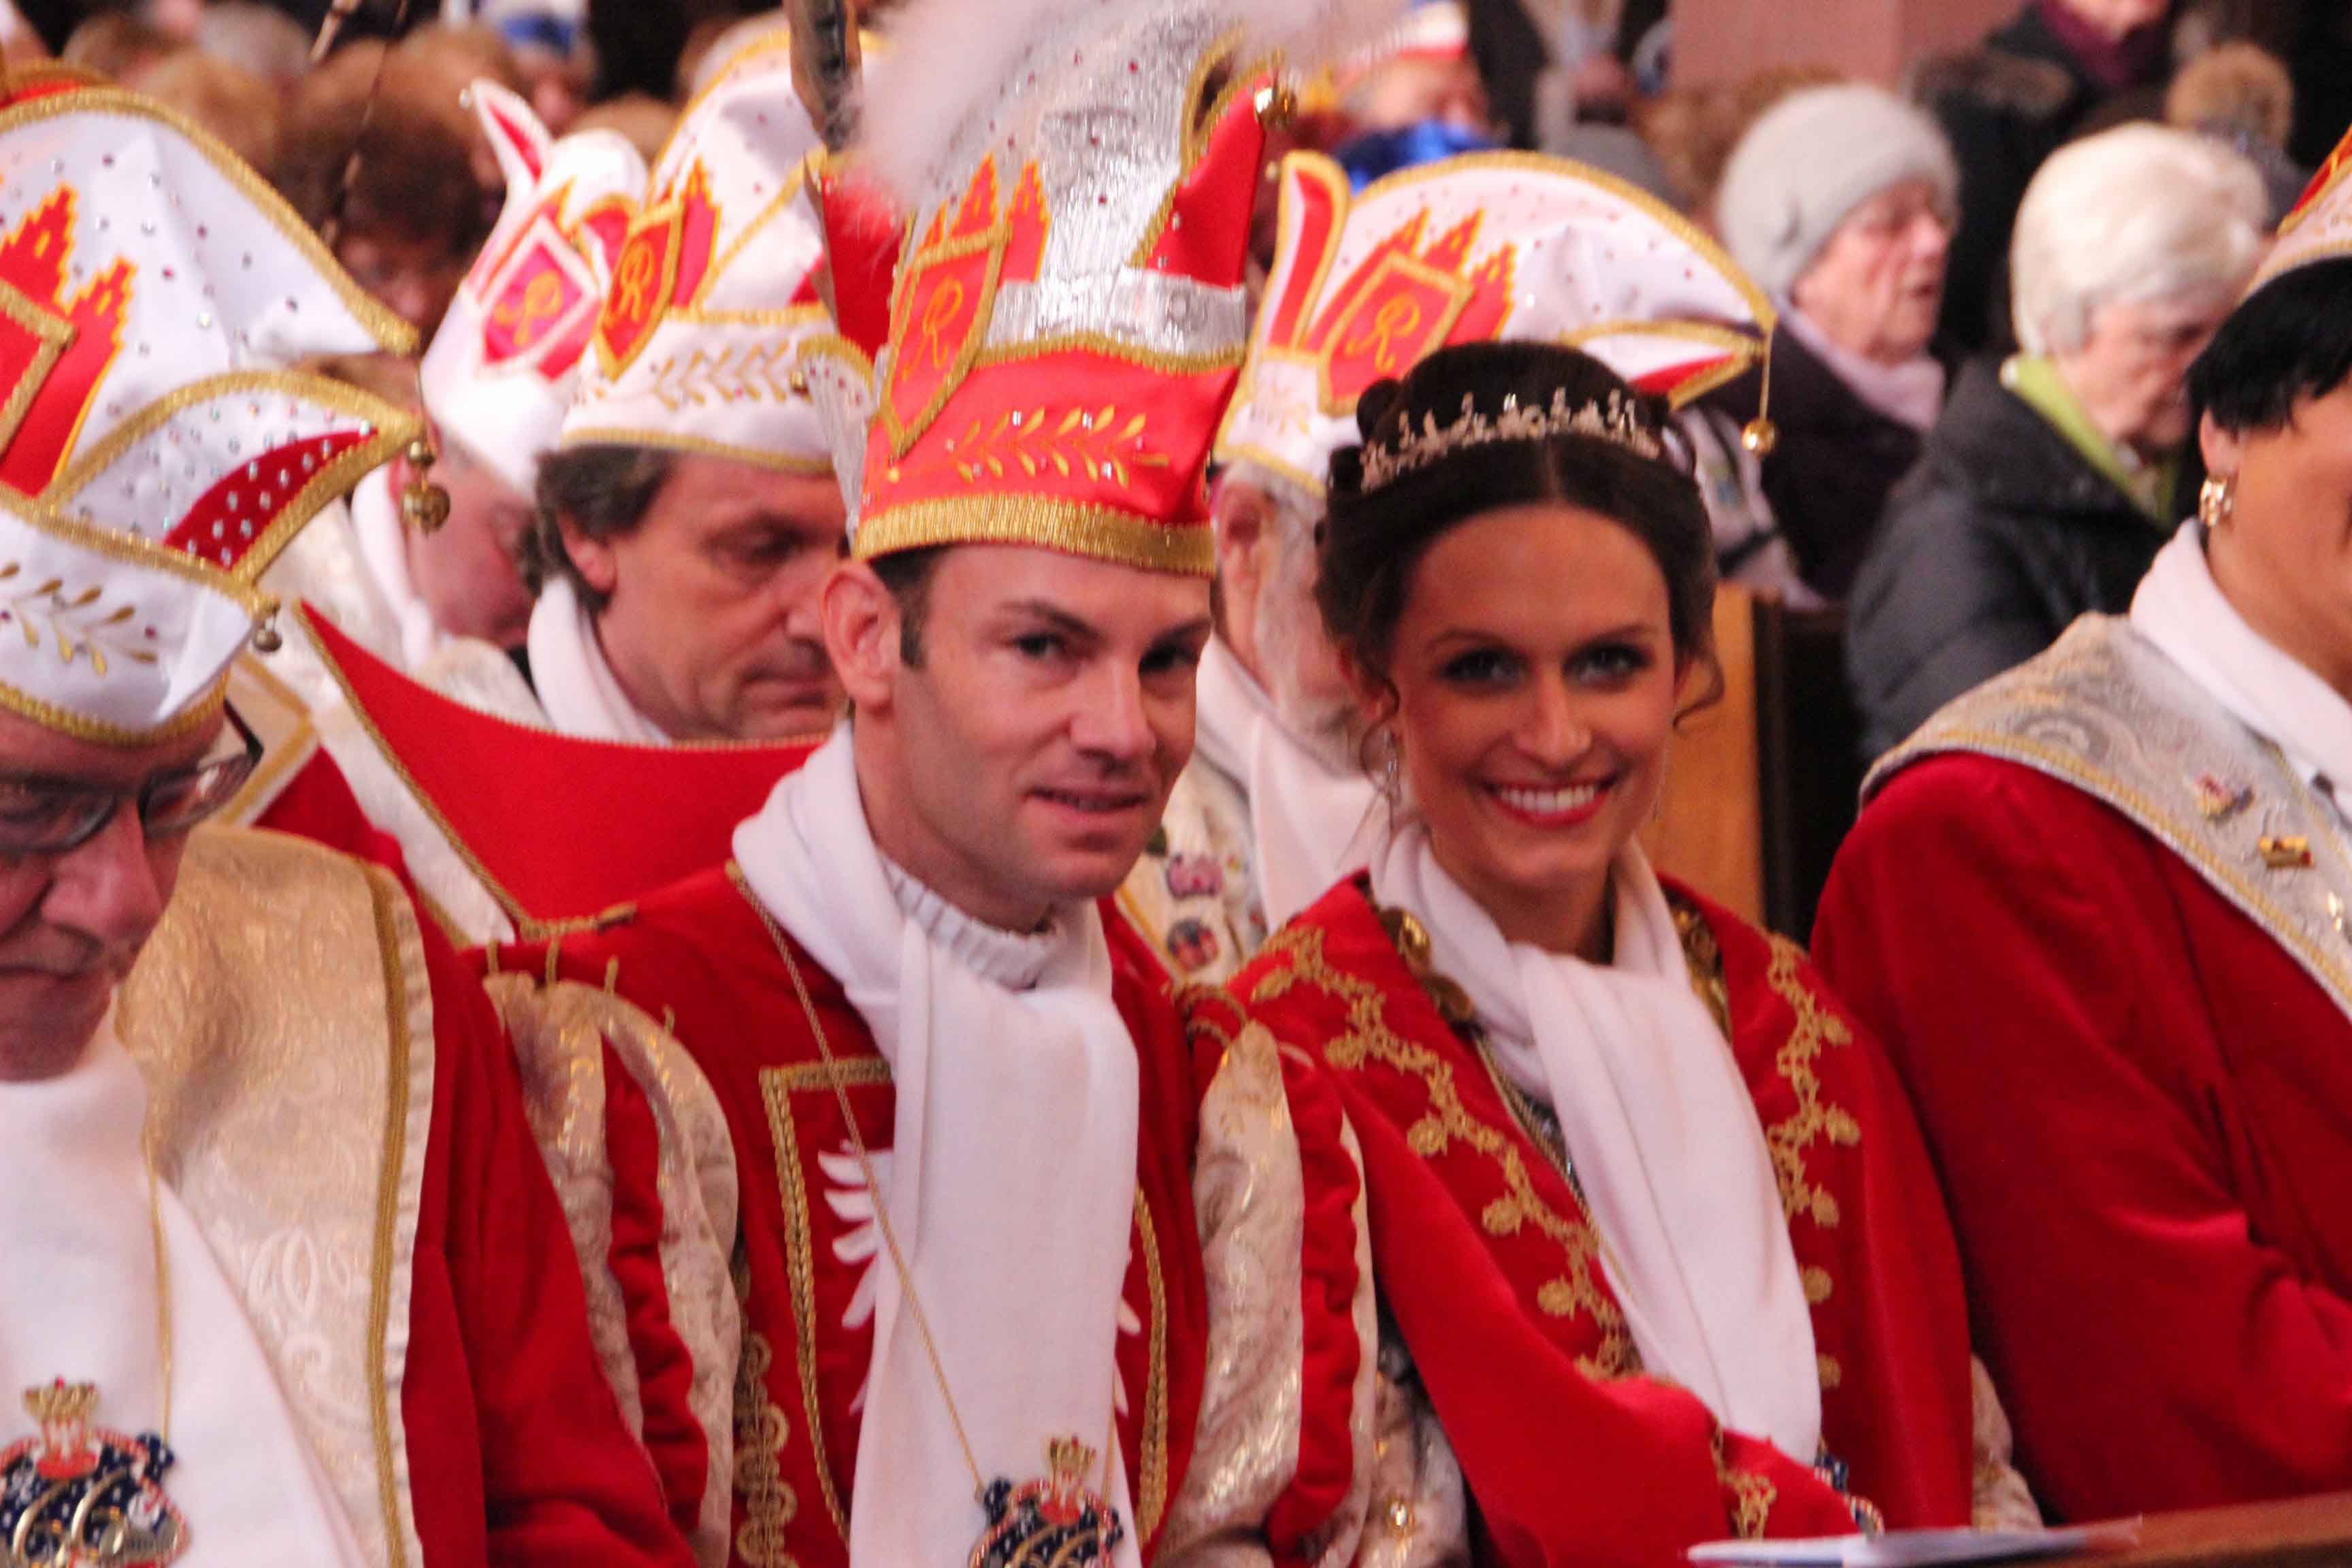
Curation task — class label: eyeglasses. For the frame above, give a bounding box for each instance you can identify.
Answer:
[0,707,263,858]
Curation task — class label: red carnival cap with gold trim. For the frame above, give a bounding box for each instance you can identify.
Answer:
[1218,148,1774,498]
[0,76,419,743]
[832,0,1411,576]
[419,82,644,498]
[559,39,840,475]
[2249,120,2352,297]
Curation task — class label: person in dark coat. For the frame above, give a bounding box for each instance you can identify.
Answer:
[1915,0,2174,356]
[1714,84,1960,601]
[1849,125,2266,760]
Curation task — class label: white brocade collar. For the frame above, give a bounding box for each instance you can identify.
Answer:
[2132,523,2352,818]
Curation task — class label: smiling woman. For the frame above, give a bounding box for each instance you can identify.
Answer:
[1222,339,2031,1563]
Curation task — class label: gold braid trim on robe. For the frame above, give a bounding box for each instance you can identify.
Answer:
[484,973,745,1564]
[115,825,435,1568]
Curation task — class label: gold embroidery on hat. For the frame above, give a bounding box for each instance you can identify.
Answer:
[0,566,154,676]
[943,405,1172,490]
[853,496,1213,576]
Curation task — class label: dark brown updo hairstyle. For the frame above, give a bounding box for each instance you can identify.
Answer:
[1319,340,1720,716]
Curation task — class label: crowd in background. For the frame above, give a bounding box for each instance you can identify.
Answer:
[0,0,2325,926]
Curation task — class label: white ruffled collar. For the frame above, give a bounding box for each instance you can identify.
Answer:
[879,855,1062,992]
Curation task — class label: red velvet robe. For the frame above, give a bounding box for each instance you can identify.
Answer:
[1816,752,2352,1521]
[490,866,1213,1568]
[1226,877,1976,1567]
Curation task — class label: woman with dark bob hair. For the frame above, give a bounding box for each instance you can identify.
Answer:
[1207,341,2029,1563]
[1815,159,2352,1522]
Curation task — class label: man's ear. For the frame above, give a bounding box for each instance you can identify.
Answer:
[554,510,621,599]
[822,559,901,715]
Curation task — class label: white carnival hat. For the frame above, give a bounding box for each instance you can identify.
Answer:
[418,80,644,497]
[0,75,418,742]
[1217,148,1774,497]
[2250,121,2352,296]
[559,38,837,474]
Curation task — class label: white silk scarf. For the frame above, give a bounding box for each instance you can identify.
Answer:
[734,729,1144,1567]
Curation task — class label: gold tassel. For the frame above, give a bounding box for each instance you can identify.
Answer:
[1741,324,1779,457]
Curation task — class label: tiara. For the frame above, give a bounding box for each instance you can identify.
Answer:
[1358,387,1664,493]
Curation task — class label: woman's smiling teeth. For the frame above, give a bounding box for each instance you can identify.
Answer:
[1490,780,1607,818]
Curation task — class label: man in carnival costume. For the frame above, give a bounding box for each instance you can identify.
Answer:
[277,79,645,691]
[473,0,1441,1562]
[1125,144,1774,983]
[269,45,863,945]
[0,66,689,1567]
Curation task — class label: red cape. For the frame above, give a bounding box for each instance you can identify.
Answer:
[299,604,819,932]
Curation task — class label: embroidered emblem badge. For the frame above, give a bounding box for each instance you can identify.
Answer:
[969,1436,1124,1568]
[1,1381,187,1567]
[1162,855,1224,900]
[1164,918,1222,975]
[2260,834,2315,870]
[2192,772,2253,822]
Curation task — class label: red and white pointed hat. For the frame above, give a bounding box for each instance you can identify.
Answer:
[558,38,840,475]
[814,0,1412,576]
[418,81,644,497]
[1218,148,1774,498]
[0,74,418,742]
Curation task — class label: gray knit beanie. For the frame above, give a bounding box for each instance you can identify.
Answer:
[1715,84,1960,299]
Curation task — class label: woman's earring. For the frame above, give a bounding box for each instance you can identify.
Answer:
[1379,728,1403,801]
[2199,474,2237,533]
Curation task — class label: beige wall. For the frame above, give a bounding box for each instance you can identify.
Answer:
[1673,0,2022,88]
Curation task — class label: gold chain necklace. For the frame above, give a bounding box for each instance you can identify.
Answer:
[739,875,1124,1565]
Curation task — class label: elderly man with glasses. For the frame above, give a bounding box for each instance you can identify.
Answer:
[0,76,691,1567]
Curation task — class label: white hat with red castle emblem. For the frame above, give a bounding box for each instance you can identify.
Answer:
[558,39,839,474]
[418,81,643,497]
[0,70,418,743]
[791,0,1412,577]
[1217,149,1775,498]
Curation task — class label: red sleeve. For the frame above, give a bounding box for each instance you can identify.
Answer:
[1814,756,2352,1518]
[416,921,696,1567]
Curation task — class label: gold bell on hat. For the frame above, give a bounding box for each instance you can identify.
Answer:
[251,595,284,653]
[400,436,452,534]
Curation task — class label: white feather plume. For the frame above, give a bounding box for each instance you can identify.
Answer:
[855,0,1411,209]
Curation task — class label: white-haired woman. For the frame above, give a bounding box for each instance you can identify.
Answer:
[1847,123,2268,759]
